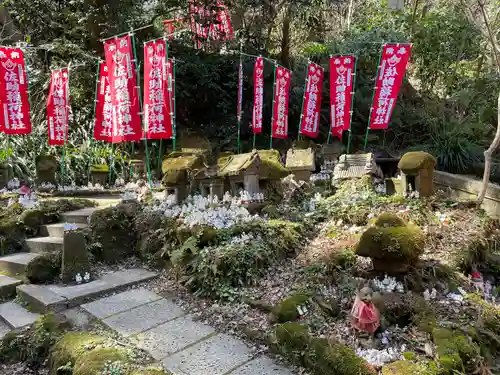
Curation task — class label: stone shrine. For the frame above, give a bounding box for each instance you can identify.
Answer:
[397,151,436,197]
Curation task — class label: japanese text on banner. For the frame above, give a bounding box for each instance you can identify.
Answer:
[93,62,113,142]
[0,48,32,135]
[252,57,264,134]
[330,55,355,139]
[103,35,143,143]
[299,62,324,138]
[144,40,173,140]
[369,44,411,130]
[47,69,69,146]
[237,61,243,122]
[271,66,291,139]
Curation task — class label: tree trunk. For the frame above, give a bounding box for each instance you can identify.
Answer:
[279,5,291,68]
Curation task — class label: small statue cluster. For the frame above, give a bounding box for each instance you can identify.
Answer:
[136,179,152,202]
[470,266,495,302]
[75,272,91,284]
[310,160,335,183]
[237,191,265,204]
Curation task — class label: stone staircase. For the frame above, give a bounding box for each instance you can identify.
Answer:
[0,205,158,339]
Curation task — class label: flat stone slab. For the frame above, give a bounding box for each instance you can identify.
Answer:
[0,301,40,329]
[102,298,185,337]
[162,333,253,375]
[17,284,68,313]
[25,236,63,253]
[0,275,22,298]
[228,356,293,375]
[41,223,88,237]
[82,288,162,319]
[0,253,38,275]
[136,314,215,360]
[48,269,158,306]
[61,208,98,224]
[0,321,10,339]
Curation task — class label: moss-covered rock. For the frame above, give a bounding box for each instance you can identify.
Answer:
[270,322,310,355]
[1,313,68,366]
[89,203,139,263]
[36,155,58,185]
[381,360,429,375]
[398,152,436,174]
[25,251,62,284]
[49,332,107,374]
[271,294,310,323]
[72,347,132,375]
[432,328,480,373]
[356,213,424,272]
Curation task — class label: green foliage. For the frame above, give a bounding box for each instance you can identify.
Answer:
[271,293,310,323]
[26,251,62,284]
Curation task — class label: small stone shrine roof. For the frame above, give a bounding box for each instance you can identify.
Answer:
[333,153,381,180]
[398,152,436,174]
[161,151,205,187]
[214,149,288,180]
[286,148,315,171]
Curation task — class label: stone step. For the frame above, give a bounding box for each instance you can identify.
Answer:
[61,207,98,224]
[0,275,23,299]
[25,237,63,253]
[39,223,88,238]
[0,301,40,329]
[0,320,10,339]
[0,253,38,276]
[17,268,158,313]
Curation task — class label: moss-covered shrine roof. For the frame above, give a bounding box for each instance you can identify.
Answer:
[286,148,315,171]
[216,149,288,180]
[161,151,205,186]
[398,152,436,174]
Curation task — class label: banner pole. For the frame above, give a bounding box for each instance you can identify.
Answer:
[172,57,177,151]
[131,33,153,189]
[327,132,331,145]
[298,61,309,141]
[269,63,277,150]
[88,61,101,184]
[60,64,71,186]
[253,133,256,149]
[364,44,384,152]
[347,55,358,154]
[236,49,243,154]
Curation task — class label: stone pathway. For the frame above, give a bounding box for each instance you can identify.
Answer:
[81,288,293,375]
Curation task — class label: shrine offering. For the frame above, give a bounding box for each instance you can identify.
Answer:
[299,62,324,138]
[103,34,143,142]
[93,62,113,142]
[47,68,69,145]
[271,66,291,139]
[0,47,32,135]
[144,39,173,140]
[369,44,412,130]
[330,55,356,139]
[252,57,264,134]
[351,287,380,334]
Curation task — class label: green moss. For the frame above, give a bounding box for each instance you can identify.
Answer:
[72,347,131,375]
[270,323,310,354]
[90,164,109,173]
[356,224,424,261]
[25,251,62,284]
[398,152,436,174]
[375,213,406,228]
[19,209,45,228]
[432,328,480,373]
[272,294,310,323]
[161,152,205,186]
[402,352,417,360]
[381,360,428,375]
[49,332,106,374]
[257,149,289,179]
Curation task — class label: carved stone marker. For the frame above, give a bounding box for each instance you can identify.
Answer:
[62,230,90,283]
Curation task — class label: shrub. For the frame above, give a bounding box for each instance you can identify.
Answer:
[25,251,62,283]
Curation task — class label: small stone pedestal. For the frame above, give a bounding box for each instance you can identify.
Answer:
[36,155,57,186]
[90,164,109,186]
[62,231,91,283]
[0,164,8,189]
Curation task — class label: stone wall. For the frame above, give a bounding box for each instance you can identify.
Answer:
[434,171,500,217]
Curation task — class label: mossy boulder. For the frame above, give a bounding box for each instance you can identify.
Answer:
[398,152,436,175]
[89,203,139,263]
[36,155,58,185]
[381,360,429,375]
[432,328,480,373]
[72,347,132,375]
[356,214,424,273]
[271,294,310,323]
[49,332,107,374]
[19,209,46,229]
[25,251,62,284]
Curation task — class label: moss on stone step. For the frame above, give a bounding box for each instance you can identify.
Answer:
[72,347,132,375]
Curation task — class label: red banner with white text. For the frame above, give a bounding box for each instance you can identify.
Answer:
[188,0,234,48]
[369,44,411,130]
[47,69,69,145]
[252,57,264,134]
[271,66,291,139]
[103,35,142,142]
[299,62,324,138]
[0,48,32,135]
[93,62,113,142]
[330,55,355,139]
[144,39,173,140]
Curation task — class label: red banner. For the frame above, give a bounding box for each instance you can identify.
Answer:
[144,39,173,140]
[271,66,291,139]
[215,0,234,40]
[163,18,185,40]
[103,35,142,143]
[189,0,234,48]
[252,57,264,134]
[93,62,113,142]
[330,55,356,139]
[299,62,324,138]
[0,48,32,135]
[369,44,411,130]
[237,61,243,123]
[47,69,69,146]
